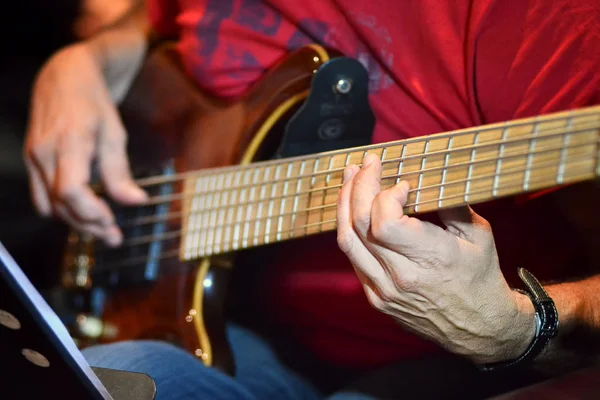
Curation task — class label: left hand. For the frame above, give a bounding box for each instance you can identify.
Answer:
[336,153,536,364]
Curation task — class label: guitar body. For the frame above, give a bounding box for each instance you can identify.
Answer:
[60,44,375,376]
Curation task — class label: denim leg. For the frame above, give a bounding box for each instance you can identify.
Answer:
[82,323,322,400]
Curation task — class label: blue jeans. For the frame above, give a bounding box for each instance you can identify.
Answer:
[83,324,546,400]
[84,324,365,400]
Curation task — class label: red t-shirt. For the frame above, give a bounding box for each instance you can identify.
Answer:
[147,0,600,368]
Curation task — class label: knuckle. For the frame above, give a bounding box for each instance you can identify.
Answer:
[392,270,420,292]
[377,284,397,304]
[352,209,371,232]
[56,184,80,203]
[474,217,495,245]
[28,141,50,164]
[102,129,127,151]
[477,216,492,233]
[370,218,393,242]
[366,291,386,311]
[336,231,354,254]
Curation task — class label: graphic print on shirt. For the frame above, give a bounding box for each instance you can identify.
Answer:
[194,0,395,96]
[286,14,395,94]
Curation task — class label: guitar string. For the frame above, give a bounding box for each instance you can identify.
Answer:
[119,157,596,248]
[118,143,594,230]
[93,161,596,271]
[113,122,599,209]
[116,138,596,228]
[87,112,600,271]
[98,151,596,253]
[127,108,599,189]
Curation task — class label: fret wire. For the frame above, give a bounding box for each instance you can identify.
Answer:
[405,164,592,209]
[557,113,574,184]
[344,152,352,169]
[523,119,539,191]
[225,172,237,251]
[265,164,281,244]
[290,160,305,239]
[198,162,595,253]
[213,172,229,254]
[307,158,320,235]
[252,167,269,247]
[234,169,249,250]
[465,131,480,202]
[128,153,594,250]
[242,169,255,249]
[183,178,196,259]
[231,170,243,250]
[134,139,595,230]
[492,124,509,197]
[149,122,600,207]
[396,144,407,185]
[277,162,293,242]
[208,172,224,254]
[414,140,429,212]
[439,137,453,208]
[188,155,591,237]
[198,175,215,257]
[106,155,596,269]
[217,173,228,253]
[320,155,336,233]
[381,146,388,164]
[134,108,600,189]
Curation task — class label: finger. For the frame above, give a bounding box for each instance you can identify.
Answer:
[370,180,448,259]
[54,202,122,243]
[54,132,123,247]
[438,206,492,243]
[350,153,382,238]
[97,105,147,205]
[337,164,389,288]
[24,157,52,216]
[24,135,56,216]
[55,131,115,225]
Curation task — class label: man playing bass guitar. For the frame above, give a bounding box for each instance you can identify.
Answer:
[24,0,600,398]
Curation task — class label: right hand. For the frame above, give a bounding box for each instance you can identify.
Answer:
[24,43,147,247]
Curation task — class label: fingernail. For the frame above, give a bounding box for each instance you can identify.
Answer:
[132,186,148,201]
[343,166,356,183]
[363,153,376,167]
[105,227,123,247]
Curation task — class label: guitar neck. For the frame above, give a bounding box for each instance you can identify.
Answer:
[180,106,600,260]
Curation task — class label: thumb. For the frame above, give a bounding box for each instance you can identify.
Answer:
[438,206,491,243]
[97,104,147,205]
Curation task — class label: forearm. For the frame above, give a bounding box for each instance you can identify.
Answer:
[537,275,600,369]
[82,0,150,103]
[507,274,600,373]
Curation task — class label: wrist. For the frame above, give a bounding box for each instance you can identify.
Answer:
[504,290,538,360]
[84,28,148,103]
[480,269,560,371]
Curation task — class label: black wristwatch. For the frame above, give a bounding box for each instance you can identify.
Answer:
[481,268,559,371]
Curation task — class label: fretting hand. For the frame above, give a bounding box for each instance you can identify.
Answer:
[336,153,537,364]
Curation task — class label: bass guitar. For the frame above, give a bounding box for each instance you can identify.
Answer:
[59,43,600,376]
